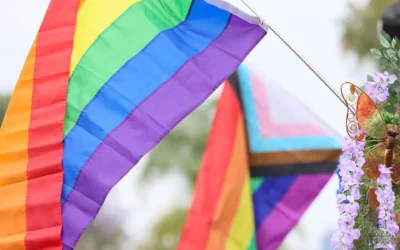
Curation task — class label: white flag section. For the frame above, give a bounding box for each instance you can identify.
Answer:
[206,0,263,26]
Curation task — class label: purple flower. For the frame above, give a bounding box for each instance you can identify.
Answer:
[350,187,361,200]
[365,71,397,104]
[365,85,379,99]
[375,243,396,250]
[375,164,398,249]
[388,222,399,235]
[373,72,385,82]
[379,165,392,174]
[339,215,355,229]
[342,231,355,245]
[388,74,398,84]
[377,91,390,103]
[332,135,365,249]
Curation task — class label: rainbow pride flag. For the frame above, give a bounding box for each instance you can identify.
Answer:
[0,1,265,249]
[178,65,342,250]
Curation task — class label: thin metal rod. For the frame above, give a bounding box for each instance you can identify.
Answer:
[239,0,347,107]
[269,26,347,107]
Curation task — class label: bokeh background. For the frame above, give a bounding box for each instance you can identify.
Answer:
[0,0,395,249]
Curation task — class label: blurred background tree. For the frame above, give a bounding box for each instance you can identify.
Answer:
[76,226,127,250]
[0,95,10,126]
[341,0,395,60]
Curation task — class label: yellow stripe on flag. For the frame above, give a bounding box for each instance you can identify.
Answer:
[226,177,255,250]
[71,0,141,72]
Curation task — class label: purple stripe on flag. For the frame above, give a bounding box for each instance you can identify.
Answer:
[256,174,332,250]
[61,15,265,249]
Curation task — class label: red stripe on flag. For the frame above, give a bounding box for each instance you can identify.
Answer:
[25,1,78,249]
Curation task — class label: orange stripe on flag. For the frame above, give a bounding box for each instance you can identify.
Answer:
[177,82,242,250]
[78,0,85,9]
[0,36,37,250]
[205,113,248,250]
[24,0,78,249]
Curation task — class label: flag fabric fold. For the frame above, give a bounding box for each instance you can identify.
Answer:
[178,65,342,250]
[0,0,78,249]
[0,0,265,249]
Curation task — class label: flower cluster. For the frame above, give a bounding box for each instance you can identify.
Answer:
[364,72,398,104]
[375,165,399,250]
[332,136,366,249]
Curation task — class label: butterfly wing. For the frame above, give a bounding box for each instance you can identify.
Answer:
[341,82,387,140]
[363,142,386,180]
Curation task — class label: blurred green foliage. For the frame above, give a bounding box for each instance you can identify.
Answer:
[0,95,10,126]
[136,207,188,250]
[341,0,395,60]
[76,226,127,250]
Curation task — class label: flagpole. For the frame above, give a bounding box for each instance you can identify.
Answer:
[239,0,347,108]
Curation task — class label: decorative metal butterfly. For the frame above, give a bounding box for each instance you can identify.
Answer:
[341,82,400,184]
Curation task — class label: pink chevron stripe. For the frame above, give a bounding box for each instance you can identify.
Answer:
[250,72,331,137]
[255,174,332,250]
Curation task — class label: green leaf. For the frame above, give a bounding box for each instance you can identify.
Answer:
[380,63,392,69]
[392,38,397,49]
[396,37,400,50]
[379,58,392,71]
[389,87,397,98]
[381,48,390,59]
[380,34,391,48]
[370,48,382,59]
[379,57,391,65]
[387,48,397,58]
[388,68,396,74]
[388,95,397,104]
[384,105,396,114]
[367,75,373,82]
[393,82,400,94]
[382,30,392,42]
[381,64,392,72]
[391,67,400,75]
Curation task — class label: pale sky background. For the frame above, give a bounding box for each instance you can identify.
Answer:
[0,0,377,249]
